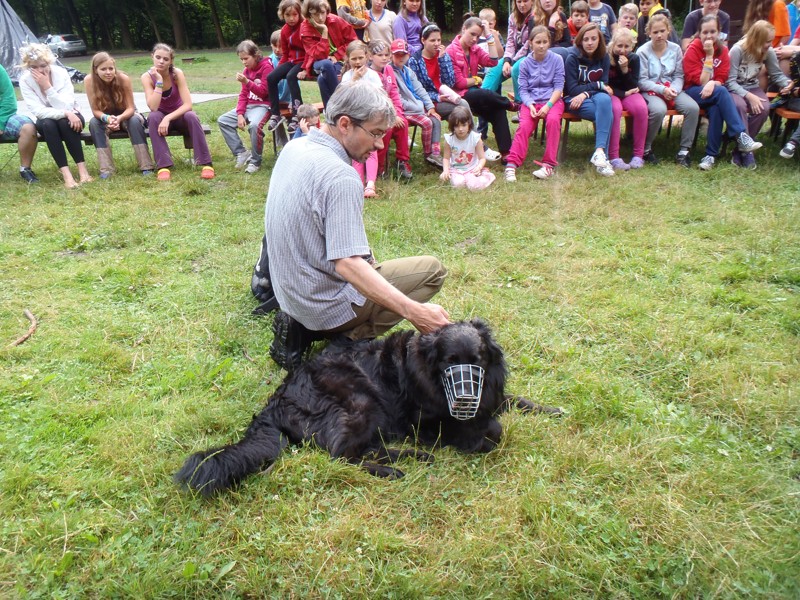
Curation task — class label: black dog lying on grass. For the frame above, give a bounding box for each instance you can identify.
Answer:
[175,319,561,496]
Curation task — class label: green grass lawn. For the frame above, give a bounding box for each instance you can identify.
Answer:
[1,51,799,597]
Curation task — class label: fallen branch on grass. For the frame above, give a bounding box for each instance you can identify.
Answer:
[8,309,38,347]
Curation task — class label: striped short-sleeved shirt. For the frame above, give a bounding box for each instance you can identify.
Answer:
[264,127,370,331]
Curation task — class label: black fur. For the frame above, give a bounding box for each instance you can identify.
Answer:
[175,319,519,496]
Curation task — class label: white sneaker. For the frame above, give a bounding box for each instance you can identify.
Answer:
[484,148,502,161]
[504,166,517,182]
[235,151,251,169]
[590,148,614,177]
[736,132,762,153]
[698,155,715,171]
[532,163,554,179]
[244,163,260,174]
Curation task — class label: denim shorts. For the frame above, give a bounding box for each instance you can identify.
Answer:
[0,114,34,141]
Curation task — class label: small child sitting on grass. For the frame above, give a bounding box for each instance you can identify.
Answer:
[440,105,495,190]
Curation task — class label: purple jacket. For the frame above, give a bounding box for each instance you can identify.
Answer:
[393,12,427,54]
[517,51,565,106]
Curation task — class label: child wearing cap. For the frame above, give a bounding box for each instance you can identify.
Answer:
[390,38,443,167]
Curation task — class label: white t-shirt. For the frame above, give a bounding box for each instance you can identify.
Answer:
[445,130,482,172]
[341,67,383,88]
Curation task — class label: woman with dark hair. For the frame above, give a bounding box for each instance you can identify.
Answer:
[408,23,470,120]
[85,52,154,178]
[141,43,214,180]
[683,14,762,170]
[18,43,92,188]
[447,16,518,161]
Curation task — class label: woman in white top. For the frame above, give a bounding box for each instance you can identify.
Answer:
[18,43,92,188]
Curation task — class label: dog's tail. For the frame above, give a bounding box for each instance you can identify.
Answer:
[174,415,288,496]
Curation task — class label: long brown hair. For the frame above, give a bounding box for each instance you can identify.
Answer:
[512,0,534,28]
[743,0,775,32]
[91,52,126,113]
[574,22,606,60]
[533,0,564,43]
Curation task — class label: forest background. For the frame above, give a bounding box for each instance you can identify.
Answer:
[9,0,701,51]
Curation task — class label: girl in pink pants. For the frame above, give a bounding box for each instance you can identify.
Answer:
[504,25,565,181]
[607,27,648,170]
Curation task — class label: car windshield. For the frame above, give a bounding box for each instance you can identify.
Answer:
[62,35,80,42]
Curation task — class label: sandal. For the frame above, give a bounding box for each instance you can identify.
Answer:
[200,166,215,180]
[364,183,377,198]
[157,168,171,181]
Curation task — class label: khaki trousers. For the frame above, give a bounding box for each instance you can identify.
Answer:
[328,255,447,340]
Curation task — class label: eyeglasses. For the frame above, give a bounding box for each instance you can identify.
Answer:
[354,122,386,139]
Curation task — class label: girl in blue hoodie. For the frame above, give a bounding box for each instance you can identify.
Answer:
[563,22,620,176]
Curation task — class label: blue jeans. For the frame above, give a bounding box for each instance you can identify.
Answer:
[685,85,745,157]
[570,92,613,151]
[313,59,343,107]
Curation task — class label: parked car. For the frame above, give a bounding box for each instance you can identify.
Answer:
[44,34,87,58]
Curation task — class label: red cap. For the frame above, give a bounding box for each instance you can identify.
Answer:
[390,39,410,54]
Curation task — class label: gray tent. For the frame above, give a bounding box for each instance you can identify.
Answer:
[1,0,38,82]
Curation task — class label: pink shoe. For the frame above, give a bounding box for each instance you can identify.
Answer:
[364,183,377,198]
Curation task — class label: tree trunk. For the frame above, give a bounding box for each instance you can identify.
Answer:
[431,0,447,30]
[237,0,253,40]
[142,0,163,43]
[208,0,227,48]
[162,0,189,49]
[452,0,464,32]
[64,0,88,42]
[119,11,135,49]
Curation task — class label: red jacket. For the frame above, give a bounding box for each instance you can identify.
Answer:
[682,37,730,87]
[279,22,306,66]
[236,57,273,113]
[299,15,357,73]
[445,36,498,96]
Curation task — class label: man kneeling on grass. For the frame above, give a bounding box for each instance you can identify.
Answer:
[263,80,451,371]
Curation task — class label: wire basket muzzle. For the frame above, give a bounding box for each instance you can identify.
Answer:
[441,364,485,420]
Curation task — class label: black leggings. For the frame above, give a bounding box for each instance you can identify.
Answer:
[267,62,304,115]
[463,87,512,153]
[36,115,85,168]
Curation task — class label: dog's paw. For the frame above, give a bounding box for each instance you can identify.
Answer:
[362,461,405,479]
[513,397,564,417]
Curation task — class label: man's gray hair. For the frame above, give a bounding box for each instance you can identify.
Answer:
[325,80,396,128]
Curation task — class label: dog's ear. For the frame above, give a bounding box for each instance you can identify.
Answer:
[471,319,505,369]
[471,319,507,410]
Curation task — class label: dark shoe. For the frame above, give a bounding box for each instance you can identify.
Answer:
[396,160,413,181]
[269,311,324,371]
[675,151,691,168]
[642,151,659,165]
[507,101,522,112]
[730,149,743,168]
[252,295,280,316]
[780,141,797,159]
[20,168,39,184]
[740,151,756,170]
[266,114,284,132]
[286,116,300,136]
